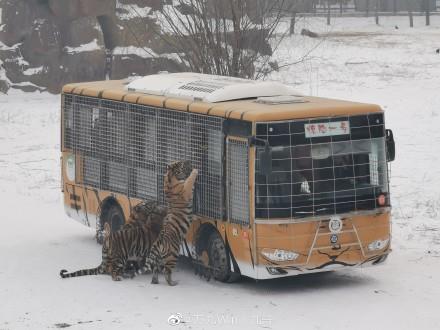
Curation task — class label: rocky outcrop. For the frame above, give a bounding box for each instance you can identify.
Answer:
[48,0,115,20]
[0,0,184,93]
[0,0,278,94]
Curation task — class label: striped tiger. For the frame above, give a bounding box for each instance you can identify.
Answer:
[59,200,165,281]
[124,200,166,233]
[120,200,167,275]
[145,161,198,286]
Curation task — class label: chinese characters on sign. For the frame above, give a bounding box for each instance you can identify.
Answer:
[304,121,350,138]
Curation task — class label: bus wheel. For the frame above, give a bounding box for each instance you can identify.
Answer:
[97,203,124,244]
[106,204,124,232]
[207,231,232,282]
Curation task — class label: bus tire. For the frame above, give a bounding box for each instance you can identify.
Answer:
[207,231,232,283]
[106,204,124,232]
[97,203,124,244]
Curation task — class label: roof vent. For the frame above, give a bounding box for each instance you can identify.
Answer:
[256,95,307,105]
[178,80,225,94]
[125,72,302,103]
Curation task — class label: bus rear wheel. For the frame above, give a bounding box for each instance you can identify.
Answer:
[207,231,232,282]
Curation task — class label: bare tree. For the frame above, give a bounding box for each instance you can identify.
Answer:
[146,0,296,79]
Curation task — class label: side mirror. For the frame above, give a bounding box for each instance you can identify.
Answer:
[386,129,395,162]
[260,143,273,176]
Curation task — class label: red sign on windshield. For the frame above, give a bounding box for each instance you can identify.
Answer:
[305,121,350,138]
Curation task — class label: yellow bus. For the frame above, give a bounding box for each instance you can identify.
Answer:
[61,72,395,281]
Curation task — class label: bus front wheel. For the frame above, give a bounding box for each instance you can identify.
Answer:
[106,204,124,232]
[97,203,124,244]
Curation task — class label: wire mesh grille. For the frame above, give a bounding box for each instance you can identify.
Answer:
[227,139,250,226]
[157,110,190,203]
[63,95,224,219]
[83,156,100,189]
[255,113,389,219]
[63,94,74,150]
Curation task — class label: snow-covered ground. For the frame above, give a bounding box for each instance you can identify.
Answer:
[1,16,440,330]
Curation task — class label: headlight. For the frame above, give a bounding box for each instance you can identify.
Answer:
[261,248,299,262]
[368,238,389,251]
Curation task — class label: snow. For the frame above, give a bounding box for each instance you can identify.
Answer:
[1,16,440,330]
[0,59,10,85]
[0,41,19,51]
[113,46,157,59]
[22,66,44,76]
[160,52,186,64]
[116,2,153,20]
[64,39,102,55]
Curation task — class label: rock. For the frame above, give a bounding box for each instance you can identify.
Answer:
[19,18,62,66]
[48,0,115,20]
[118,0,163,11]
[60,17,105,49]
[10,82,46,93]
[0,0,284,93]
[0,45,29,84]
[115,15,162,50]
[0,80,9,94]
[60,50,106,87]
[0,61,10,93]
[0,0,42,47]
[111,54,183,80]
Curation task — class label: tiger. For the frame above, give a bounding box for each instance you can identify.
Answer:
[124,200,166,233]
[142,160,198,286]
[120,200,167,274]
[59,200,166,281]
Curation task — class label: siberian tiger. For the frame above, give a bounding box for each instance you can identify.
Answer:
[124,200,166,233]
[120,200,167,274]
[59,200,165,281]
[144,160,198,286]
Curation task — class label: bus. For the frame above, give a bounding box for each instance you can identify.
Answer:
[61,72,395,281]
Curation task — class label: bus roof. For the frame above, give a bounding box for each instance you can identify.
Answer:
[62,76,382,123]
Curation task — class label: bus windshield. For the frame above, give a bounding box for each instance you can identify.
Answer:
[255,114,389,219]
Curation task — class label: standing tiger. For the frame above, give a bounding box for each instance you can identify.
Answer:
[143,160,198,286]
[59,200,166,281]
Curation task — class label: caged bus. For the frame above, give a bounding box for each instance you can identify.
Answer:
[61,72,395,281]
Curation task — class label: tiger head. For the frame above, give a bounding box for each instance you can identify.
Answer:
[127,201,165,235]
[129,202,155,219]
[164,160,198,204]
